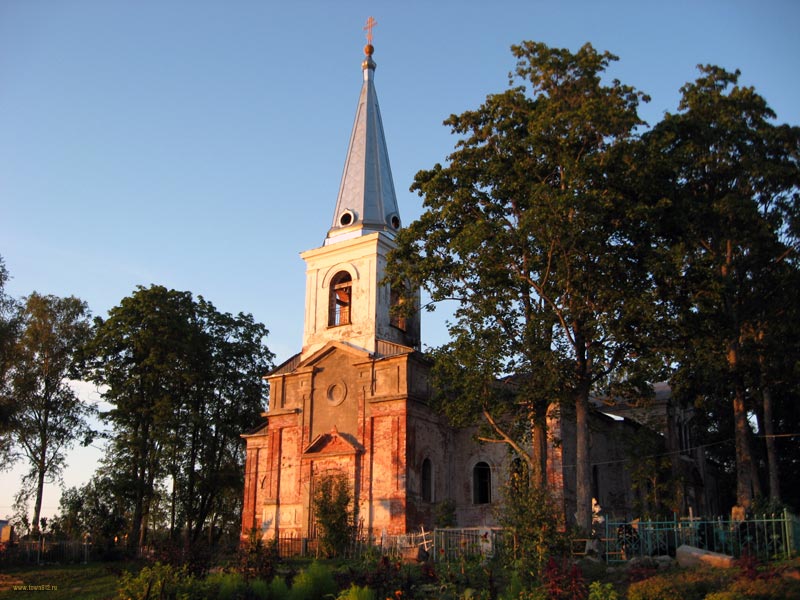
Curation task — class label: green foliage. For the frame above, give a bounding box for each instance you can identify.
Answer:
[644,64,800,508]
[386,39,664,532]
[312,472,356,558]
[203,571,271,600]
[206,571,246,600]
[587,581,618,600]
[336,583,376,600]
[84,284,274,545]
[0,254,21,465]
[268,576,289,600]
[5,292,94,534]
[287,561,337,600]
[705,575,800,600]
[249,578,270,600]
[116,562,203,600]
[237,529,279,582]
[624,427,676,519]
[50,475,129,550]
[497,466,568,583]
[626,569,721,600]
[434,498,457,528]
[498,572,548,600]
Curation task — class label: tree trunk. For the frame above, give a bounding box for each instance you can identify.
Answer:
[170,474,177,538]
[532,413,548,489]
[575,388,591,532]
[31,456,47,536]
[761,384,780,502]
[729,364,753,508]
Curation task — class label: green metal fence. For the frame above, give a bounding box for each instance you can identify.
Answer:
[604,510,796,563]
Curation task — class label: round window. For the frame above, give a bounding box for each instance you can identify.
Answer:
[339,210,356,227]
[326,382,347,406]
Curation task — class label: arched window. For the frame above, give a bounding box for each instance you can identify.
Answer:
[329,271,352,326]
[473,461,491,504]
[389,287,407,331]
[421,458,433,502]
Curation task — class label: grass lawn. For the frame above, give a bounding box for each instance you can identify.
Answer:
[0,562,138,600]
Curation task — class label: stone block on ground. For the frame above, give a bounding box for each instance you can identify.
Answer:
[676,544,735,569]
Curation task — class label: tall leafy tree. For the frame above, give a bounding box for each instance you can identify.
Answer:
[6,292,94,535]
[84,285,273,546]
[172,299,274,542]
[85,285,197,546]
[0,256,21,460]
[645,66,800,508]
[388,41,660,531]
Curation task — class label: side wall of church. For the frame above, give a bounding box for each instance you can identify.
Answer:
[450,426,511,528]
[549,407,640,526]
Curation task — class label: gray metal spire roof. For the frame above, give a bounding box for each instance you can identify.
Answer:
[325,43,401,246]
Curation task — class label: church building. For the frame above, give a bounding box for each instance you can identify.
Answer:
[241,32,717,543]
[240,38,494,540]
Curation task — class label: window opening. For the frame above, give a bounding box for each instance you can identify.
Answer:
[421,458,433,502]
[329,272,352,326]
[389,287,407,331]
[473,461,491,504]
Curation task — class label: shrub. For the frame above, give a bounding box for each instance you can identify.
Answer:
[269,576,290,600]
[210,572,246,600]
[543,557,587,600]
[497,470,568,583]
[337,583,376,600]
[249,578,270,600]
[312,473,357,558]
[626,570,720,600]
[288,561,337,600]
[116,562,203,600]
[238,528,279,582]
[705,576,800,600]
[587,581,618,600]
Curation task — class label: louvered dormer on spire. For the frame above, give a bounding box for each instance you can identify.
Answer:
[300,29,419,359]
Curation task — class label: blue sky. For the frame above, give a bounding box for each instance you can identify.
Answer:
[1,0,798,519]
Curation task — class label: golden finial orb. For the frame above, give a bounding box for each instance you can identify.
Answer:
[364,44,374,56]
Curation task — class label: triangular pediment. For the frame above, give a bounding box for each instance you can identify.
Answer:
[298,341,373,369]
[303,427,361,456]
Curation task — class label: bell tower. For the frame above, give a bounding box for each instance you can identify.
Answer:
[300,36,419,359]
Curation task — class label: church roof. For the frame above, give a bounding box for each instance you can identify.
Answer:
[325,40,401,246]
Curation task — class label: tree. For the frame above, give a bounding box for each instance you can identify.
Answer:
[498,461,567,584]
[50,473,129,549]
[0,255,21,462]
[387,41,661,531]
[645,66,800,508]
[312,472,356,558]
[6,292,94,535]
[84,285,273,547]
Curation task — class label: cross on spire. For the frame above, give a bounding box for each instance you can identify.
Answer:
[363,16,377,45]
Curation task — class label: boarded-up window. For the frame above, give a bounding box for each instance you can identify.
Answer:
[329,272,352,326]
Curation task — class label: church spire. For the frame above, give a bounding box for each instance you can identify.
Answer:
[325,18,401,246]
